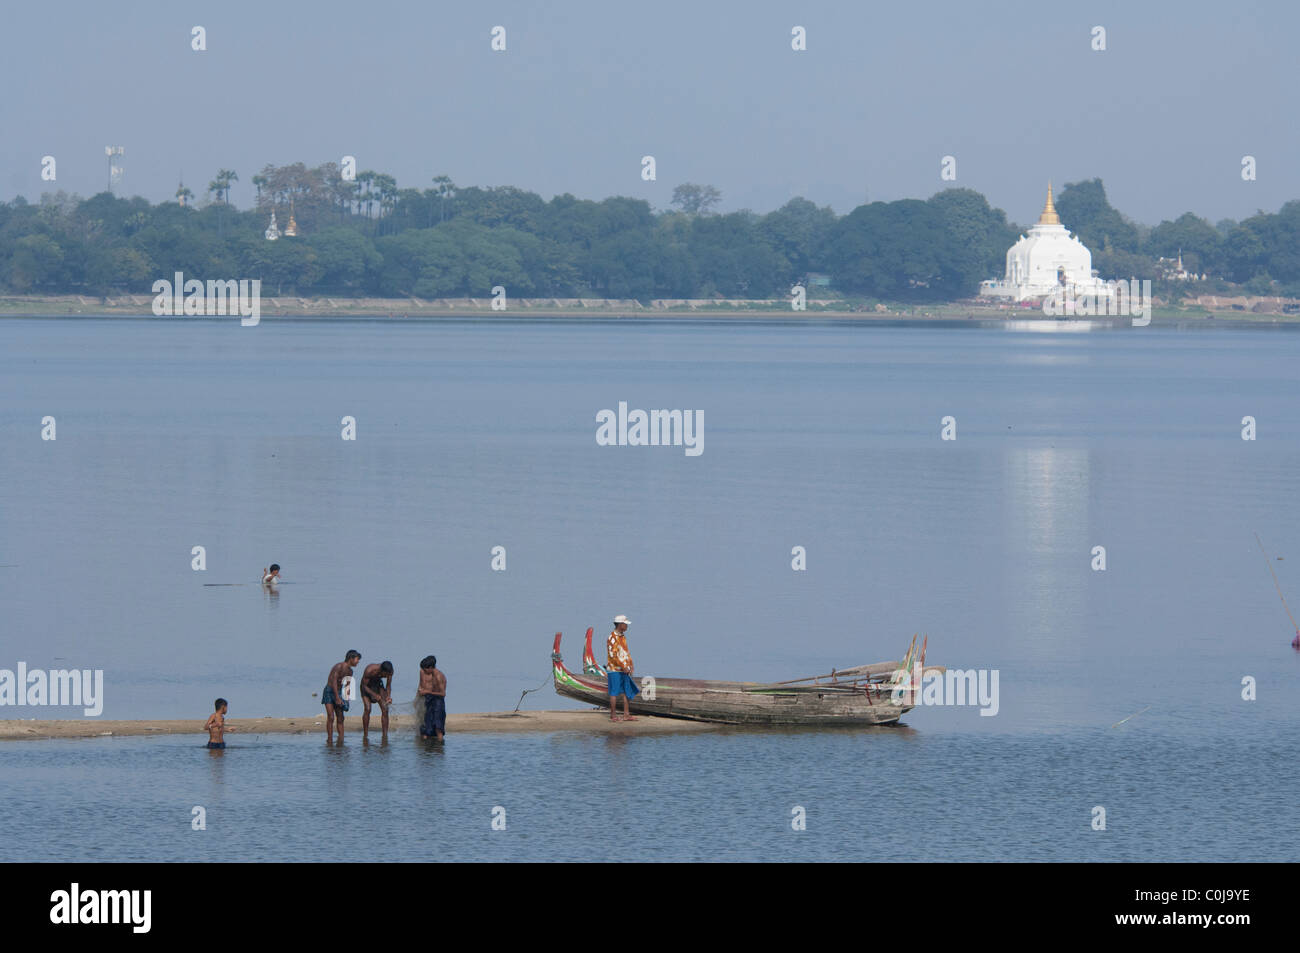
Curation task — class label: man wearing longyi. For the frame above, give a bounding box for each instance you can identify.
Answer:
[606,614,639,721]
[323,650,361,743]
[417,656,447,741]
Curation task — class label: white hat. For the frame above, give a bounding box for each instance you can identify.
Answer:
[613,614,631,625]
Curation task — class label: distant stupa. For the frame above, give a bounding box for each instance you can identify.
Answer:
[265,211,281,241]
[979,182,1113,302]
[285,200,298,238]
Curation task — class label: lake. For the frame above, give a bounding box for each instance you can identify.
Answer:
[1,316,1297,860]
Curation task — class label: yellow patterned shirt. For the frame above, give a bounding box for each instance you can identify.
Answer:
[606,631,633,673]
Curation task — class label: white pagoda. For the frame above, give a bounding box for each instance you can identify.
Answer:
[980,184,1113,303]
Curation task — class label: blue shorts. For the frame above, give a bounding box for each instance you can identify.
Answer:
[606,671,640,699]
[322,685,349,713]
[206,742,225,749]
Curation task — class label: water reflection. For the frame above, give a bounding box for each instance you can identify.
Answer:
[1003,446,1090,655]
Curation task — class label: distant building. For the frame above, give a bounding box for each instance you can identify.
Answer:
[1154,250,1203,282]
[265,211,281,241]
[979,183,1113,303]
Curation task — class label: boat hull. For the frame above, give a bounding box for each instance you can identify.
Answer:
[552,632,913,727]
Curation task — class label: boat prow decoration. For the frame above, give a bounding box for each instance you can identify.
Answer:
[550,630,930,727]
[581,627,607,676]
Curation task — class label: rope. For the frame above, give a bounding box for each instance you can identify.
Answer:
[1255,532,1299,632]
[514,675,553,713]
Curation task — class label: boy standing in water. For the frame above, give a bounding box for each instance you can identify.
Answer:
[416,656,447,741]
[203,698,232,749]
[323,650,361,743]
[261,563,281,585]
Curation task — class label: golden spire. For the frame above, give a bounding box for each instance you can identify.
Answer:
[1037,181,1060,225]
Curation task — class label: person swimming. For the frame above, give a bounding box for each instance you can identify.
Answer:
[261,563,281,585]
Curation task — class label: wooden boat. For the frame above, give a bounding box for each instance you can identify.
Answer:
[551,629,942,727]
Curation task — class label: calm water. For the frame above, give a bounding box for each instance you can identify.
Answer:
[0,722,1294,862]
[2,316,1298,860]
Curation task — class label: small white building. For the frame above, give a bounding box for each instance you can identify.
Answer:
[980,184,1113,303]
[1155,251,1203,282]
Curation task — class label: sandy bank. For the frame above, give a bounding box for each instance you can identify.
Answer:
[3,295,1294,325]
[0,709,716,741]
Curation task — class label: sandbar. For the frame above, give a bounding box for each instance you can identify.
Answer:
[0,709,717,741]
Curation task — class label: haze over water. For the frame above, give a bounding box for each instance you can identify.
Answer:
[1,316,1297,860]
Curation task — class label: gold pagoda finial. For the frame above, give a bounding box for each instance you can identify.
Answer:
[1038,181,1060,225]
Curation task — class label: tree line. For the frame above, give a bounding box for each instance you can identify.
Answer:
[2,163,1298,301]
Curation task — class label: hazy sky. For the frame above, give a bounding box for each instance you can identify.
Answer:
[3,0,1296,226]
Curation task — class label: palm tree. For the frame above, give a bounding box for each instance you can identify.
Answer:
[252,173,267,206]
[373,173,397,232]
[216,169,238,205]
[356,171,376,221]
[433,175,456,222]
[207,170,237,204]
[176,183,193,207]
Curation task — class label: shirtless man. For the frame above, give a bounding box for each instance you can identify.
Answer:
[360,660,394,741]
[203,698,233,750]
[323,650,361,743]
[416,655,447,741]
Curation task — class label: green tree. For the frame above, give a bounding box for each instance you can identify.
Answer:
[828,199,965,299]
[1145,212,1223,276]
[1054,179,1139,252]
[307,226,381,291]
[1224,217,1269,283]
[205,169,239,206]
[758,197,836,280]
[688,211,786,297]
[373,173,398,230]
[925,188,1018,295]
[84,244,154,295]
[8,234,65,290]
[1261,201,1300,283]
[671,183,722,216]
[432,175,456,223]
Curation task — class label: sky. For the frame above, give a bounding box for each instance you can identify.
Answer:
[1,0,1296,227]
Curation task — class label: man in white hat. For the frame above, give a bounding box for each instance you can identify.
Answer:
[606,614,639,721]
